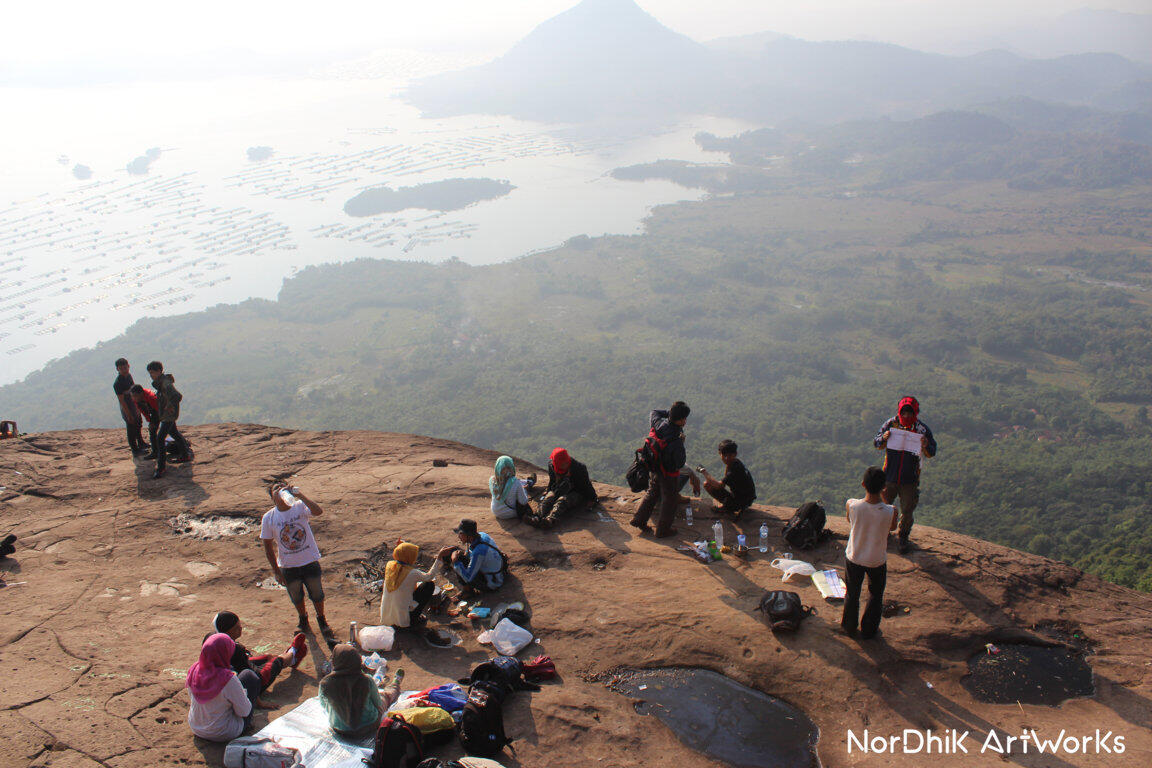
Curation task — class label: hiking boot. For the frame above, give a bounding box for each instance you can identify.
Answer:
[629,520,653,534]
[296,614,311,633]
[318,621,337,648]
[142,453,157,460]
[152,468,166,479]
[897,537,911,555]
[654,527,679,539]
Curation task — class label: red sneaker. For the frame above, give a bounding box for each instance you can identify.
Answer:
[289,631,308,668]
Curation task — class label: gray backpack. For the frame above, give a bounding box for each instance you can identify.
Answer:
[223,737,302,768]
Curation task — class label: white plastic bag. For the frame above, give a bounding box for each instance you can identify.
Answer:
[477,617,533,656]
[357,624,395,651]
[770,557,816,582]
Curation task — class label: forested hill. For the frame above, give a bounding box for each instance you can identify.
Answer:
[2,171,1151,590]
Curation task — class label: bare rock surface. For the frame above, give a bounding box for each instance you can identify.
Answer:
[1,423,1150,767]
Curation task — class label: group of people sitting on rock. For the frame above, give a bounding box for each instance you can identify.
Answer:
[112,357,191,479]
[183,394,937,754]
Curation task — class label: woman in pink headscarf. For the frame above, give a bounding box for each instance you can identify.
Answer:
[186,633,261,742]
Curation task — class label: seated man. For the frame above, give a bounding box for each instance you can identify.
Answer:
[438,519,506,594]
[697,439,756,518]
[207,610,307,706]
[524,448,598,528]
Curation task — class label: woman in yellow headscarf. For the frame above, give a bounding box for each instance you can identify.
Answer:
[379,541,442,628]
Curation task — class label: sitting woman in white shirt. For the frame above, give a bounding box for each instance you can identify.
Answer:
[489,455,535,519]
[379,542,442,628]
[187,633,260,742]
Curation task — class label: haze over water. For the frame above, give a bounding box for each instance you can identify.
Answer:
[0,71,750,385]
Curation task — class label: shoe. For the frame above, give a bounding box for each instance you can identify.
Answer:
[654,527,679,539]
[318,621,337,647]
[392,668,405,684]
[841,625,858,638]
[629,521,653,534]
[142,453,157,460]
[289,631,308,668]
[152,468,166,479]
[296,615,311,633]
[860,629,883,641]
[897,538,911,554]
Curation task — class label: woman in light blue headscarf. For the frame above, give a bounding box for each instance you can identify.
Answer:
[489,455,534,519]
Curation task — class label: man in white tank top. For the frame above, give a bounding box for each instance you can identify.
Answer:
[841,466,898,639]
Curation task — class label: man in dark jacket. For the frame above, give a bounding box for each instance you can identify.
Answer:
[873,395,937,553]
[113,358,146,455]
[146,361,190,479]
[630,401,690,538]
[524,447,598,528]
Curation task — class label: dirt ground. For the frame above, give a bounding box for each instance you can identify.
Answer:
[1,424,1150,768]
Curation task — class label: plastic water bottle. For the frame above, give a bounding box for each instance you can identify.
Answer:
[737,534,746,549]
[759,523,769,553]
[684,501,694,527]
[712,521,724,548]
[373,666,388,686]
[279,487,295,505]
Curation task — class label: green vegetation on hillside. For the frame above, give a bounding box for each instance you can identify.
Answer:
[3,176,1151,590]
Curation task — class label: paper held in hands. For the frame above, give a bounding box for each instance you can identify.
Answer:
[887,428,922,456]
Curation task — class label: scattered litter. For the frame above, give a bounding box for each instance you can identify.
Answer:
[477,617,533,655]
[926,682,934,689]
[985,643,1001,655]
[638,684,647,690]
[467,606,491,619]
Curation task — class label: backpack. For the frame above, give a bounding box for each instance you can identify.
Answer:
[782,501,826,550]
[458,681,513,757]
[364,717,424,768]
[464,655,539,694]
[640,429,668,474]
[222,737,302,768]
[392,707,456,746]
[625,450,650,492]
[758,590,815,632]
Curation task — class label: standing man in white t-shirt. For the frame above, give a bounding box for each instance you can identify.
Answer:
[841,466,898,640]
[260,482,336,645]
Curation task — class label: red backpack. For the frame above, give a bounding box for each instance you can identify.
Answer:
[522,655,557,682]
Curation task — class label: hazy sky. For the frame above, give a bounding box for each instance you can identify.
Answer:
[4,0,1150,65]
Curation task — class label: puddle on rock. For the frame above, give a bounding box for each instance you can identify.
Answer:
[608,667,819,768]
[170,513,253,539]
[963,644,1094,705]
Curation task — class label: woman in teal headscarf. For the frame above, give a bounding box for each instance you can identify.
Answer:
[489,455,535,520]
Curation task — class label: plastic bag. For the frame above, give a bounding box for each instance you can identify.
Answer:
[223,737,302,768]
[477,617,533,656]
[357,624,395,651]
[770,558,816,582]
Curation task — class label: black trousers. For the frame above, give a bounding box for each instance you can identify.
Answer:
[124,419,146,452]
[631,473,680,536]
[842,559,887,638]
[410,580,435,625]
[155,421,188,469]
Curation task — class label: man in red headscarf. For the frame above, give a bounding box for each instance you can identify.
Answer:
[873,396,937,554]
[523,448,598,528]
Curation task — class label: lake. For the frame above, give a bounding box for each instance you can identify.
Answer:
[0,73,751,384]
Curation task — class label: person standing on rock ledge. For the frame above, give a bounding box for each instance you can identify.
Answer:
[113,358,146,456]
[630,401,690,538]
[146,360,190,479]
[873,395,937,554]
[260,482,337,645]
[841,466,898,640]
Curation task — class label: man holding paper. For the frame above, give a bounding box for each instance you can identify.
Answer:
[873,396,937,553]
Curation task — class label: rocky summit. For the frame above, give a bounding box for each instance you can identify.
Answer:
[1,423,1149,767]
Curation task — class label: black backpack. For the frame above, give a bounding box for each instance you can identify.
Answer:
[463,655,540,693]
[758,590,815,632]
[364,717,424,768]
[458,680,514,757]
[625,449,650,492]
[782,501,826,550]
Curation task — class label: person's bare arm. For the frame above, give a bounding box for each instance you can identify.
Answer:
[294,488,323,517]
[845,500,852,524]
[889,509,899,532]
[262,538,284,584]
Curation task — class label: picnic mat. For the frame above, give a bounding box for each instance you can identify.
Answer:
[812,569,846,600]
[243,696,374,768]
